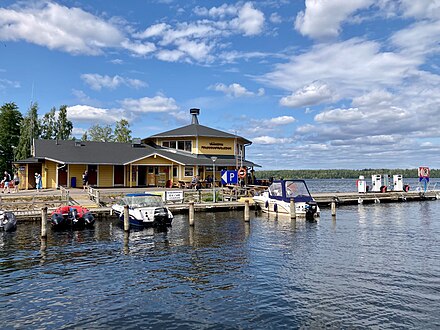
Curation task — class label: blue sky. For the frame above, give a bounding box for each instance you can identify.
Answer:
[1,0,440,170]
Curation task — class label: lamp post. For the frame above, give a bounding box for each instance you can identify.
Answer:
[211,156,217,203]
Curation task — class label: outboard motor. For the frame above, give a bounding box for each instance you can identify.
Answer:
[153,207,171,227]
[69,208,79,226]
[0,211,17,232]
[305,201,318,220]
[83,212,95,227]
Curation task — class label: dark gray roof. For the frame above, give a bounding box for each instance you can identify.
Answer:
[30,139,260,167]
[145,123,252,145]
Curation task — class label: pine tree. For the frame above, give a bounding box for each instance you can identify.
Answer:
[0,102,23,171]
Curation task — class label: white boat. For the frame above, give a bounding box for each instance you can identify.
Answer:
[253,179,320,219]
[111,193,173,228]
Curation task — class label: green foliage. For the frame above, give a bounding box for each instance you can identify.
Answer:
[56,105,73,140]
[40,107,57,139]
[255,168,440,179]
[88,124,114,142]
[0,102,23,172]
[16,103,40,161]
[114,119,132,143]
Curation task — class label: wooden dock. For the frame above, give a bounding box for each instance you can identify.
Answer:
[2,189,439,221]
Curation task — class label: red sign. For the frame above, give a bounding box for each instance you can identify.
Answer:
[418,166,430,178]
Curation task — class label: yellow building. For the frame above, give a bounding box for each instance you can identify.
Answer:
[15,109,258,189]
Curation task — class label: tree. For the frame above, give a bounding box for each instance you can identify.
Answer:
[88,124,114,142]
[56,105,73,140]
[16,102,40,161]
[114,119,132,143]
[40,107,57,139]
[81,131,89,141]
[0,102,23,171]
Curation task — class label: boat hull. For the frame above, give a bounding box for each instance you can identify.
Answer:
[254,197,320,220]
[50,206,95,229]
[0,211,17,232]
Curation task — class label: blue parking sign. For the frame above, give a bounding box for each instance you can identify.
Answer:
[221,170,238,184]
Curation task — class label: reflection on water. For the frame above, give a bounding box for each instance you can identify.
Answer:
[1,202,440,329]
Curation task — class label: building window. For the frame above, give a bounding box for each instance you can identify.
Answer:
[173,167,178,177]
[184,166,194,177]
[161,140,192,152]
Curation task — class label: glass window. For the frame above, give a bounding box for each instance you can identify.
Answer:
[185,141,192,152]
[162,141,170,148]
[170,141,176,149]
[177,141,185,150]
[269,182,283,197]
[184,166,194,177]
[173,167,178,177]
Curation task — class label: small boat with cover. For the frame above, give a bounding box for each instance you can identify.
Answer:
[0,210,17,232]
[253,179,320,219]
[111,193,173,228]
[51,205,95,229]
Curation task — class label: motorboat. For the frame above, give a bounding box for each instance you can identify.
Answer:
[51,205,95,229]
[0,210,17,232]
[253,179,320,219]
[111,193,173,228]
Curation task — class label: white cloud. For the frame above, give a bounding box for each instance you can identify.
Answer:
[270,13,282,24]
[0,2,124,55]
[81,74,147,91]
[253,136,293,144]
[231,2,265,36]
[0,78,20,89]
[67,105,126,123]
[295,0,373,39]
[120,95,178,112]
[134,23,170,39]
[280,81,333,108]
[399,0,440,19]
[209,83,264,97]
[121,40,156,56]
[267,116,295,126]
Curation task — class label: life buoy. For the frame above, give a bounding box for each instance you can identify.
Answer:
[238,167,247,179]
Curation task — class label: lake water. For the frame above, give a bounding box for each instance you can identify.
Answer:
[1,180,440,329]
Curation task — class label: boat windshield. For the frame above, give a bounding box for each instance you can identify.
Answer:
[120,195,164,208]
[284,181,311,199]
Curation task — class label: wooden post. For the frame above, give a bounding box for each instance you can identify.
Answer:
[331,201,336,217]
[290,198,296,219]
[124,205,130,231]
[189,201,195,226]
[96,190,100,205]
[123,231,129,254]
[244,199,250,222]
[41,206,48,238]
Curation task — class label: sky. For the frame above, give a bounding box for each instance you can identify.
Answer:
[1,0,440,170]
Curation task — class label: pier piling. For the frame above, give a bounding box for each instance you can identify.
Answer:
[244,199,250,222]
[123,205,130,231]
[41,207,48,238]
[189,202,195,226]
[331,201,337,217]
[290,198,296,219]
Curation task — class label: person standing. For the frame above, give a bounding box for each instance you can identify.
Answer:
[1,171,11,193]
[13,172,19,193]
[35,172,42,192]
[82,170,88,190]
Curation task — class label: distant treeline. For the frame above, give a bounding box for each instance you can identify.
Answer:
[255,169,440,180]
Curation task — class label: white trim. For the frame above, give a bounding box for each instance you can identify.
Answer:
[123,153,185,166]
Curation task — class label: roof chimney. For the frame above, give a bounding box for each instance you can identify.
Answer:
[190,108,200,125]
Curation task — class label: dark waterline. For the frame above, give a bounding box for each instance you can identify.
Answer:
[1,196,440,328]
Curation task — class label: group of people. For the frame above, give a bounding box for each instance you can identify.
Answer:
[1,171,20,193]
[191,175,214,189]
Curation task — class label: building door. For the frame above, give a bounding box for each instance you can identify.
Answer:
[58,166,68,187]
[114,165,124,186]
[28,163,42,189]
[147,166,156,186]
[137,166,147,186]
[88,165,97,186]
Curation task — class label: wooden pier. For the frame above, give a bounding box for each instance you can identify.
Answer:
[1,188,439,221]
